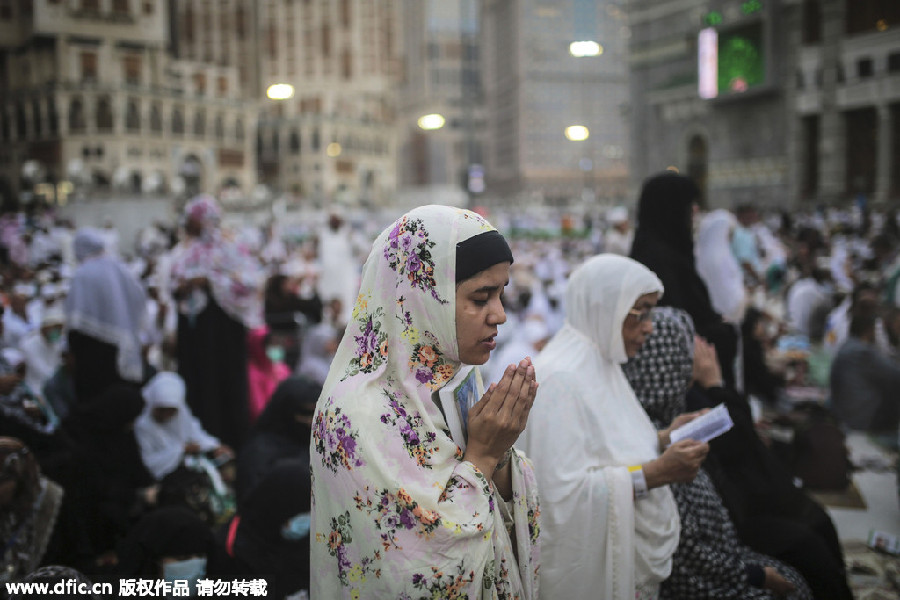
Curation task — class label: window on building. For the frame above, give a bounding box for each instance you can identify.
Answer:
[857,58,874,78]
[193,72,206,95]
[143,1,153,15]
[802,0,821,44]
[124,55,141,85]
[322,24,331,57]
[340,0,351,27]
[96,96,113,131]
[801,115,819,199]
[193,109,205,136]
[289,130,300,154]
[47,98,58,135]
[81,0,100,11]
[0,0,12,20]
[126,99,140,132]
[149,102,161,133]
[171,106,184,134]
[15,103,26,139]
[80,52,98,81]
[844,107,877,195]
[236,6,245,39]
[235,117,244,141]
[183,6,194,43]
[845,0,900,36]
[214,114,224,140]
[217,76,228,95]
[112,0,129,14]
[31,99,41,137]
[69,97,85,133]
[341,48,352,80]
[889,53,900,73]
[268,22,277,59]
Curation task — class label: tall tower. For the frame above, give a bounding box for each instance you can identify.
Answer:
[481,0,630,208]
[253,0,404,208]
[397,0,485,208]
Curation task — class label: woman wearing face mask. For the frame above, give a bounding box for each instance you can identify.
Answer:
[245,326,290,422]
[19,305,66,404]
[135,372,233,482]
[310,205,540,599]
[221,459,311,599]
[117,506,216,595]
[516,254,709,600]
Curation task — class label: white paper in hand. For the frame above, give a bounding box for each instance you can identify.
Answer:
[669,404,734,445]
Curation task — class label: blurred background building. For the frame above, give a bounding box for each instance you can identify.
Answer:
[628,0,900,210]
[0,0,896,214]
[482,0,630,210]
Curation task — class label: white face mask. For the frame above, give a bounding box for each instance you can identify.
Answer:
[162,556,206,594]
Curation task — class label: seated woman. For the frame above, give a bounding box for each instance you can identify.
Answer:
[623,307,812,599]
[136,372,233,482]
[236,376,320,505]
[311,205,540,598]
[0,437,64,585]
[117,506,218,594]
[517,254,709,600]
[222,459,311,599]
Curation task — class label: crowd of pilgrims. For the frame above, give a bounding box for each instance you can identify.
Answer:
[0,171,898,598]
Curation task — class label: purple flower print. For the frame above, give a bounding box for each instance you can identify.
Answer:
[406,252,421,274]
[415,369,432,384]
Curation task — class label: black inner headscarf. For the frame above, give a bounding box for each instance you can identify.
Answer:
[455,230,514,283]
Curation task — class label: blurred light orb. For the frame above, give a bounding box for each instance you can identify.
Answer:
[569,41,603,57]
[266,83,295,100]
[565,125,590,141]
[417,113,446,130]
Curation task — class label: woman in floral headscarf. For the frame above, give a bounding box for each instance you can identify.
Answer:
[168,195,264,449]
[310,205,540,599]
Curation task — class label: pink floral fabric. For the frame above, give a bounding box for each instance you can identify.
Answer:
[311,205,541,599]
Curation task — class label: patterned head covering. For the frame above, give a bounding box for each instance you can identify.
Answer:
[622,307,696,428]
[183,194,222,241]
[310,205,540,599]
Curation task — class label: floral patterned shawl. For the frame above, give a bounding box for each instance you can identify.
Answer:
[169,195,263,329]
[310,205,541,600]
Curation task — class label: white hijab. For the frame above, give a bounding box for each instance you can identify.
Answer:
[695,210,747,324]
[517,254,680,600]
[135,372,220,480]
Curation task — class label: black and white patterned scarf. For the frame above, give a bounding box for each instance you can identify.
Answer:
[623,307,695,429]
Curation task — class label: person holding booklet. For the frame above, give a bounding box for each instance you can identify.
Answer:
[309,206,541,599]
[623,307,812,599]
[516,254,709,600]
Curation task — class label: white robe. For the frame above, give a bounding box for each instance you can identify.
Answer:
[517,254,680,600]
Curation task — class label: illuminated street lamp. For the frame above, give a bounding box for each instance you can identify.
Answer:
[417,113,446,131]
[266,83,295,100]
[569,40,603,57]
[565,125,590,141]
[326,142,342,157]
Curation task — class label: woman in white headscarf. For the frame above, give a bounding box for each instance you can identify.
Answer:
[135,372,231,481]
[516,254,709,600]
[64,228,147,403]
[695,210,747,325]
[311,205,541,599]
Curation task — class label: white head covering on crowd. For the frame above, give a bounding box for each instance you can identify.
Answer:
[64,228,148,382]
[135,372,220,480]
[695,210,747,324]
[517,254,679,600]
